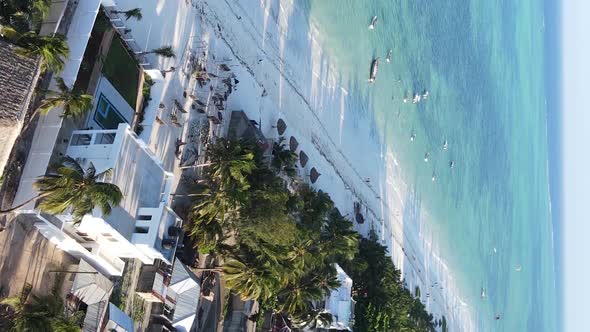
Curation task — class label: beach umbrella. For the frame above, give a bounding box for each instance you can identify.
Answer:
[310,167,321,183]
[276,118,287,135]
[299,151,309,167]
[289,136,299,152]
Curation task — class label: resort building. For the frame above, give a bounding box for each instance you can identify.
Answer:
[320,264,355,331]
[33,123,181,276]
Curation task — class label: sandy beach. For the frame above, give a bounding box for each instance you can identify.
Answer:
[110,0,474,329]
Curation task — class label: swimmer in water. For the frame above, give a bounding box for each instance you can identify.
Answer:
[443,140,448,150]
[424,153,430,162]
[450,161,455,169]
[431,173,436,182]
[410,133,416,141]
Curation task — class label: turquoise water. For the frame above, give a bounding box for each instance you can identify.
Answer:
[306,0,557,330]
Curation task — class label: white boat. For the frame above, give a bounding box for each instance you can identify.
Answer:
[369,16,378,30]
[412,93,421,104]
[386,49,392,63]
[368,58,379,83]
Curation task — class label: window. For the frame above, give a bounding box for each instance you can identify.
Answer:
[134,226,149,234]
[93,93,127,129]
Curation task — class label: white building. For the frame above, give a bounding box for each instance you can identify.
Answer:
[321,264,354,331]
[34,123,182,276]
[139,258,201,332]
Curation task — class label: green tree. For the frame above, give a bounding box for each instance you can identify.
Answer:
[298,185,334,232]
[1,25,69,72]
[140,45,175,58]
[111,8,142,21]
[0,284,82,331]
[20,77,93,133]
[1,157,123,222]
[277,267,340,314]
[222,258,280,302]
[320,209,359,262]
[271,137,298,176]
[291,309,333,330]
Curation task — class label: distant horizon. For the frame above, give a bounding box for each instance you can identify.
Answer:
[557,0,590,330]
[543,0,563,330]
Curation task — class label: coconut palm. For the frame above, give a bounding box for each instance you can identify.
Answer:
[298,185,334,231]
[111,7,142,21]
[319,210,359,261]
[223,258,280,301]
[0,157,123,222]
[206,138,256,193]
[277,268,340,314]
[291,309,333,330]
[0,284,82,331]
[20,76,93,133]
[0,0,50,30]
[271,137,298,176]
[140,45,175,58]
[1,25,69,72]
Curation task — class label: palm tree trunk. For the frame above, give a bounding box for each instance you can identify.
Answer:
[192,267,223,272]
[0,192,50,214]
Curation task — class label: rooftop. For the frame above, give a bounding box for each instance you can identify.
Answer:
[0,39,39,124]
[66,124,180,263]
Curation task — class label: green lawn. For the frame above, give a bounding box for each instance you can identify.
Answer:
[102,36,140,109]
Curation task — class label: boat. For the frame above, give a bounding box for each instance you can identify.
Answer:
[386,49,392,63]
[369,16,378,30]
[412,93,421,104]
[368,58,379,83]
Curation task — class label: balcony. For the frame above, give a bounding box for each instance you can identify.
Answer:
[66,124,180,264]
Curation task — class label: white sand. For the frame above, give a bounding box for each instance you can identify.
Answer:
[113,0,473,329]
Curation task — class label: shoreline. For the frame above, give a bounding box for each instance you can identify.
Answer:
[196,0,475,330]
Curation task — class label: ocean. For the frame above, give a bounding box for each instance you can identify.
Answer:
[304,0,558,330]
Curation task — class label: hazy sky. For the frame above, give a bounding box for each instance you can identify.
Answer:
[561,0,590,331]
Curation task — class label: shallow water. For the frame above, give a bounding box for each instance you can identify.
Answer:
[306,0,557,330]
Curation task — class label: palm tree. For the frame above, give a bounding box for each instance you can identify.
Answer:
[0,284,82,331]
[277,268,340,314]
[291,309,333,330]
[298,185,334,231]
[222,258,280,301]
[1,25,69,72]
[206,138,256,193]
[111,8,142,21]
[271,137,298,176]
[140,45,175,58]
[21,77,93,133]
[320,210,359,262]
[0,157,123,222]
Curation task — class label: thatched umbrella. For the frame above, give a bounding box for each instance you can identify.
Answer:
[299,151,309,167]
[310,167,321,183]
[276,119,287,135]
[289,136,299,152]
